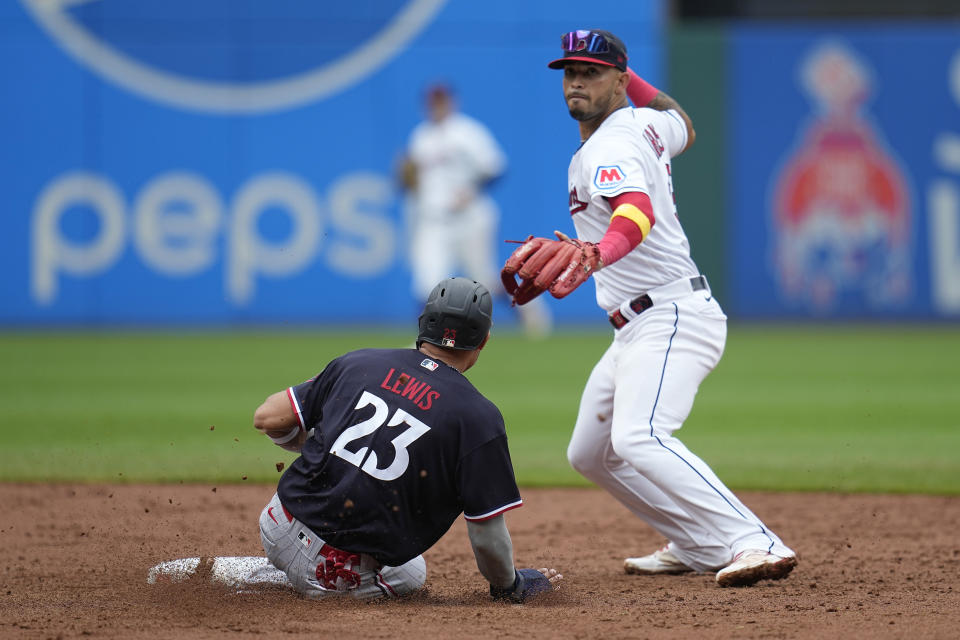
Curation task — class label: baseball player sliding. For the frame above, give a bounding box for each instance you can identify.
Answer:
[502,29,797,587]
[254,278,561,600]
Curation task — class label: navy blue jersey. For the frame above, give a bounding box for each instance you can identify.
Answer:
[277,348,522,567]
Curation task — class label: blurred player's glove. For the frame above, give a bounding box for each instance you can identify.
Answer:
[501,232,602,305]
[490,568,553,603]
[396,156,417,191]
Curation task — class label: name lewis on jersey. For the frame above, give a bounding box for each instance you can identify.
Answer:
[569,187,588,214]
[380,368,440,411]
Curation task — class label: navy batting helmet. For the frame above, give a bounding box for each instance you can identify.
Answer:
[417,278,492,351]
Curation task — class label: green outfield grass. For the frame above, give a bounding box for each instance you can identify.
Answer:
[0,325,957,494]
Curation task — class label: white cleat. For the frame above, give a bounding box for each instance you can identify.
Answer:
[624,546,694,575]
[715,550,797,587]
[210,556,291,588]
[147,556,292,592]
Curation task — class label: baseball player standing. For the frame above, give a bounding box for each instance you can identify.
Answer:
[254,277,561,600]
[398,84,552,336]
[501,29,797,587]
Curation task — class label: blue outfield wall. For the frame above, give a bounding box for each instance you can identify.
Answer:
[0,1,664,327]
[728,23,960,320]
[4,6,957,326]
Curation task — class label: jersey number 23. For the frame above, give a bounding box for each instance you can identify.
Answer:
[330,390,431,481]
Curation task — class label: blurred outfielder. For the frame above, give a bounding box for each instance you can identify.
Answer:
[399,84,551,336]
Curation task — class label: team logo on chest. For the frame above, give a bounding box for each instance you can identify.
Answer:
[594,165,626,190]
[568,187,588,215]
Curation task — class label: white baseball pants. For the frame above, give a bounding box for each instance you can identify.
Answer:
[408,197,552,335]
[259,493,426,599]
[567,288,795,571]
[409,197,500,302]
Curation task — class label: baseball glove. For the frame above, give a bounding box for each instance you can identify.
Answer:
[501,231,602,305]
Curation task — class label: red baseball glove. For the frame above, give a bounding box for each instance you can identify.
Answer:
[548,231,602,299]
[501,231,602,305]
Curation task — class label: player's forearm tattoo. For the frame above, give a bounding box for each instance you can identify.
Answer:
[647,92,680,112]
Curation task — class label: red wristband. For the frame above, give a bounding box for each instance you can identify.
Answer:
[627,68,659,107]
[597,192,655,266]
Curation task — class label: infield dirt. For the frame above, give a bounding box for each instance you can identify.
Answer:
[2,484,958,639]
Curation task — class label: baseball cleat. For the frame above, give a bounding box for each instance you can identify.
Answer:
[715,550,797,587]
[624,546,694,575]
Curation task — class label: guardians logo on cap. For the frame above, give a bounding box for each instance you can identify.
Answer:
[548,30,628,72]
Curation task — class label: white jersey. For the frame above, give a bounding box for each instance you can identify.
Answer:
[408,112,505,219]
[567,107,700,312]
[564,98,796,580]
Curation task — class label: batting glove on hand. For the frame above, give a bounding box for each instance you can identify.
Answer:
[489,568,556,603]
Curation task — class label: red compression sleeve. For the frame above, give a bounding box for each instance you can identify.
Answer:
[626,68,659,107]
[597,192,655,266]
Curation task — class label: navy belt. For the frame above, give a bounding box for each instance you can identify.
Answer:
[608,276,707,330]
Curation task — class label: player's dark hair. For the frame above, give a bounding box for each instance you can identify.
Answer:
[425,82,454,101]
[417,278,492,351]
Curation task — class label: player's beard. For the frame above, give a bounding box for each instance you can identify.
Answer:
[567,91,613,122]
[567,103,591,121]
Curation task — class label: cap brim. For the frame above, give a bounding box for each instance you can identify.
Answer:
[547,56,621,69]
